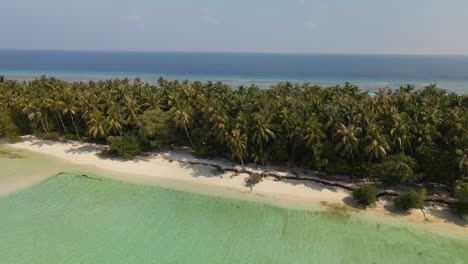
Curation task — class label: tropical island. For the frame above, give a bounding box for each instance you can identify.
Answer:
[0,75,467,222]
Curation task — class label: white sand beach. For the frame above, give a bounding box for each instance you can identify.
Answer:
[4,136,468,238]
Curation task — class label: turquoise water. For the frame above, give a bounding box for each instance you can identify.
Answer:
[0,149,467,263]
[0,146,68,196]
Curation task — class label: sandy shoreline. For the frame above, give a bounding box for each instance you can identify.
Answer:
[3,136,468,238]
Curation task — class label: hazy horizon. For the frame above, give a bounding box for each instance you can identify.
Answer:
[3,48,468,57]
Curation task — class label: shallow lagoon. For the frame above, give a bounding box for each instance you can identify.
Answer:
[0,147,467,264]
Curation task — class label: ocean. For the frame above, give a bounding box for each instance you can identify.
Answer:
[0,50,467,93]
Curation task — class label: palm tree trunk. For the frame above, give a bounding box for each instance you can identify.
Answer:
[57,112,68,134]
[44,113,49,133]
[39,118,47,133]
[291,141,297,167]
[70,113,81,141]
[260,141,264,165]
[184,125,195,150]
[420,207,428,221]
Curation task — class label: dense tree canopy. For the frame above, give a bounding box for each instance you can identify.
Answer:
[0,76,467,198]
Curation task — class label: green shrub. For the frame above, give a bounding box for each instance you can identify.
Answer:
[245,173,263,190]
[36,132,61,141]
[454,182,468,217]
[372,160,413,186]
[352,184,377,206]
[404,173,424,185]
[394,189,427,211]
[416,145,459,184]
[454,201,468,218]
[355,163,372,179]
[194,144,220,158]
[382,162,413,186]
[385,154,417,170]
[325,159,353,175]
[136,108,176,147]
[62,134,81,141]
[0,109,20,141]
[269,135,289,162]
[106,135,142,159]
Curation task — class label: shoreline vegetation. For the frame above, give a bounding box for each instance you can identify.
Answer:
[0,76,467,225]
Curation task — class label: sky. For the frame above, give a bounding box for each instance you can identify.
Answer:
[2,0,468,55]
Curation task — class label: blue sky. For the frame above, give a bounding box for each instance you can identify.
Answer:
[2,0,468,55]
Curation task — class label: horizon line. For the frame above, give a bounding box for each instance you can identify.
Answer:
[1,48,468,57]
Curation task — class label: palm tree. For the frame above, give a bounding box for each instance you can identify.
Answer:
[21,100,48,133]
[87,111,107,138]
[47,98,68,134]
[304,114,325,149]
[106,104,125,136]
[62,89,81,140]
[227,128,248,167]
[334,123,361,169]
[172,106,195,150]
[365,138,390,162]
[251,113,275,165]
[390,113,414,153]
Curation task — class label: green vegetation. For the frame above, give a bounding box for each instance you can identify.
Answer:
[378,160,414,187]
[36,132,62,141]
[352,184,378,206]
[454,182,468,217]
[394,189,427,211]
[105,135,143,159]
[245,173,263,190]
[0,76,466,200]
[0,109,20,141]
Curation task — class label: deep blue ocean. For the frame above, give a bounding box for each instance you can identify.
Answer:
[0,50,467,93]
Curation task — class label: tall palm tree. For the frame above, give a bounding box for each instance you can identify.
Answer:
[304,114,325,149]
[172,106,195,150]
[251,113,275,165]
[63,89,81,140]
[46,98,68,134]
[334,123,361,168]
[106,104,126,136]
[227,128,248,167]
[87,111,107,139]
[390,113,414,153]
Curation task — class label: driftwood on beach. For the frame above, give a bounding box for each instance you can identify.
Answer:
[185,160,457,206]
